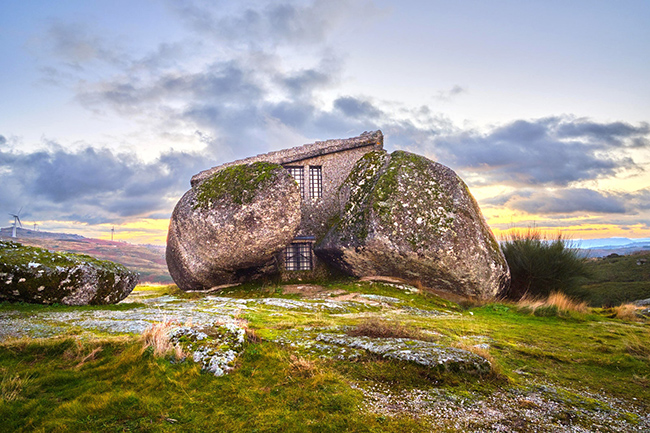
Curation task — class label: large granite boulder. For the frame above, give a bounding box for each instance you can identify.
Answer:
[315,150,510,299]
[167,162,301,291]
[0,241,138,305]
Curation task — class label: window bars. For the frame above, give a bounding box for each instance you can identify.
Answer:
[285,243,312,271]
[286,165,322,201]
[309,166,322,200]
[286,166,304,196]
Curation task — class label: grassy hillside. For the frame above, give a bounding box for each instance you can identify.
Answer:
[1,280,648,432]
[0,234,171,284]
[570,251,650,307]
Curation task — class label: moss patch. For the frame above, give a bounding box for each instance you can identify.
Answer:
[0,241,136,305]
[194,161,286,208]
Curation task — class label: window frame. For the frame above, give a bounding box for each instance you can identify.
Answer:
[285,242,313,271]
[309,166,322,201]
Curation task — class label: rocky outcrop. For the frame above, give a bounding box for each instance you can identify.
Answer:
[166,162,301,291]
[316,334,491,373]
[0,241,138,305]
[315,150,510,299]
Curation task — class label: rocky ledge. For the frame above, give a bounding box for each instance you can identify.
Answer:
[0,240,138,305]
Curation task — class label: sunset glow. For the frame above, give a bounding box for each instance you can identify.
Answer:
[1,1,648,245]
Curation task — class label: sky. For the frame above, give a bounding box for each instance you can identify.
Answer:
[1,0,649,245]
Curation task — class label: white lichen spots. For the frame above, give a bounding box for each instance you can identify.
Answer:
[18,278,26,283]
[37,286,45,291]
[12,290,19,296]
[28,262,41,268]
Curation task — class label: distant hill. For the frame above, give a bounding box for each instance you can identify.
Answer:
[573,250,650,306]
[0,227,171,284]
[577,238,650,258]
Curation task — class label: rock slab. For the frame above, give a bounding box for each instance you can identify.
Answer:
[316,150,510,299]
[166,162,301,291]
[0,241,138,305]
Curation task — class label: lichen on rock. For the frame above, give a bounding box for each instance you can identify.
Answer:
[316,333,491,373]
[169,322,246,376]
[315,150,510,299]
[166,162,301,291]
[0,240,138,305]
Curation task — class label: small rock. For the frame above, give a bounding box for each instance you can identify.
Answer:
[0,241,138,305]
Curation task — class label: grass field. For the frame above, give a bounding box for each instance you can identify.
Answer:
[571,251,650,307]
[1,281,648,432]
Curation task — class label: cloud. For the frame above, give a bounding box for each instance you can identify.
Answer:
[19,0,650,239]
[167,0,374,48]
[498,188,628,214]
[434,85,466,101]
[37,22,127,70]
[407,117,646,187]
[0,143,206,224]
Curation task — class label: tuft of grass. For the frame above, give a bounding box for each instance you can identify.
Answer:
[517,292,589,317]
[288,354,319,378]
[1,370,32,402]
[624,331,650,360]
[140,320,184,359]
[613,304,642,321]
[501,228,590,300]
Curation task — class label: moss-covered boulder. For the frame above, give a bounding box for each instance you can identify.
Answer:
[166,162,301,291]
[315,150,510,299]
[0,241,138,305]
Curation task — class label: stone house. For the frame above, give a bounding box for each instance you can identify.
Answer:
[191,130,384,276]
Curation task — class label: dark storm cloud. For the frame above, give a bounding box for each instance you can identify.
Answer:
[501,189,628,214]
[281,68,333,98]
[413,117,645,187]
[556,120,650,148]
[334,96,383,119]
[0,144,205,224]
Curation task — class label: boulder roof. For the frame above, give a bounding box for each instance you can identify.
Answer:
[191,130,383,187]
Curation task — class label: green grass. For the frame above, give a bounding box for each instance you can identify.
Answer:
[1,280,649,432]
[0,338,426,432]
[569,252,650,306]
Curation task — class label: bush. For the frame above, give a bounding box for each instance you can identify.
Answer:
[501,228,590,300]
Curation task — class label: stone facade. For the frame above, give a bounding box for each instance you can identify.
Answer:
[170,129,508,298]
[190,131,384,278]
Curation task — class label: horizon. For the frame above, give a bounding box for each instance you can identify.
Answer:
[2,1,649,245]
[3,225,650,250]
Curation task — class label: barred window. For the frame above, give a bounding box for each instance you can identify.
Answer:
[309,166,322,200]
[285,243,312,271]
[286,166,304,197]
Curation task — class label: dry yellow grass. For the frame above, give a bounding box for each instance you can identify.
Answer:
[546,292,589,313]
[517,291,588,314]
[140,320,185,358]
[613,304,641,321]
[289,354,319,378]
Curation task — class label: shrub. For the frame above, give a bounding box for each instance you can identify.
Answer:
[501,228,590,300]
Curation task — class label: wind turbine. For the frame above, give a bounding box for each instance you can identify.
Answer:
[9,207,23,238]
